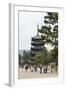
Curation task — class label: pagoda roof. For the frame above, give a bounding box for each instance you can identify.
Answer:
[31,41,44,44]
[32,35,42,39]
[30,57,35,60]
[31,46,43,50]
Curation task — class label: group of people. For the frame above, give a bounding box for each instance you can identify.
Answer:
[21,64,54,74]
[39,65,48,74]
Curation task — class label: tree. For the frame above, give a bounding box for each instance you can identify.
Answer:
[35,48,53,65]
[35,52,45,65]
[19,54,23,66]
[23,51,30,64]
[38,12,58,64]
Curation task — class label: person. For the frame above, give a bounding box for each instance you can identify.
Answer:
[43,65,45,73]
[31,66,33,72]
[51,66,53,73]
[25,64,28,72]
[45,65,48,73]
[34,65,37,72]
[39,64,42,74]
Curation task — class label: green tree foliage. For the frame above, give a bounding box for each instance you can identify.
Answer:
[19,54,23,66]
[35,52,45,65]
[35,48,53,65]
[38,12,58,64]
[19,51,31,65]
[23,51,30,64]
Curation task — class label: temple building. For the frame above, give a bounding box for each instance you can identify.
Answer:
[30,24,44,64]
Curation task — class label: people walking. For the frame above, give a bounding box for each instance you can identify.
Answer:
[51,66,53,74]
[39,64,42,74]
[43,65,48,73]
[45,65,48,73]
[43,65,45,73]
[25,64,28,72]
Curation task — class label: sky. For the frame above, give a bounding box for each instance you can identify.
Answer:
[19,11,53,51]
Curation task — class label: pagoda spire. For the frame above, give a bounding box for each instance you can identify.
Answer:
[37,24,39,36]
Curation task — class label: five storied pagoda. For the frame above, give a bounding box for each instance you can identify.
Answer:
[30,24,44,64]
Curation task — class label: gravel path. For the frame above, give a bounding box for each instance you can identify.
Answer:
[18,68,58,79]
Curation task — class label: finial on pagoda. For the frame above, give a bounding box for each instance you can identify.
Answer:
[37,23,39,36]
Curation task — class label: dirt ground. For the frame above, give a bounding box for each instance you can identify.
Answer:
[18,68,58,79]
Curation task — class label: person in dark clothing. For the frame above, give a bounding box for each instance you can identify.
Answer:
[25,65,28,72]
[34,65,37,72]
[45,66,47,73]
[40,65,42,74]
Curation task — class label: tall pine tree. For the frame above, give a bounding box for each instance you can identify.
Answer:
[39,12,58,65]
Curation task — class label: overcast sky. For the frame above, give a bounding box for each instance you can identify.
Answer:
[19,11,53,51]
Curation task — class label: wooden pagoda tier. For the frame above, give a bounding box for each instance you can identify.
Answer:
[30,24,44,62]
[30,37,44,60]
[31,41,44,46]
[31,37,44,52]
